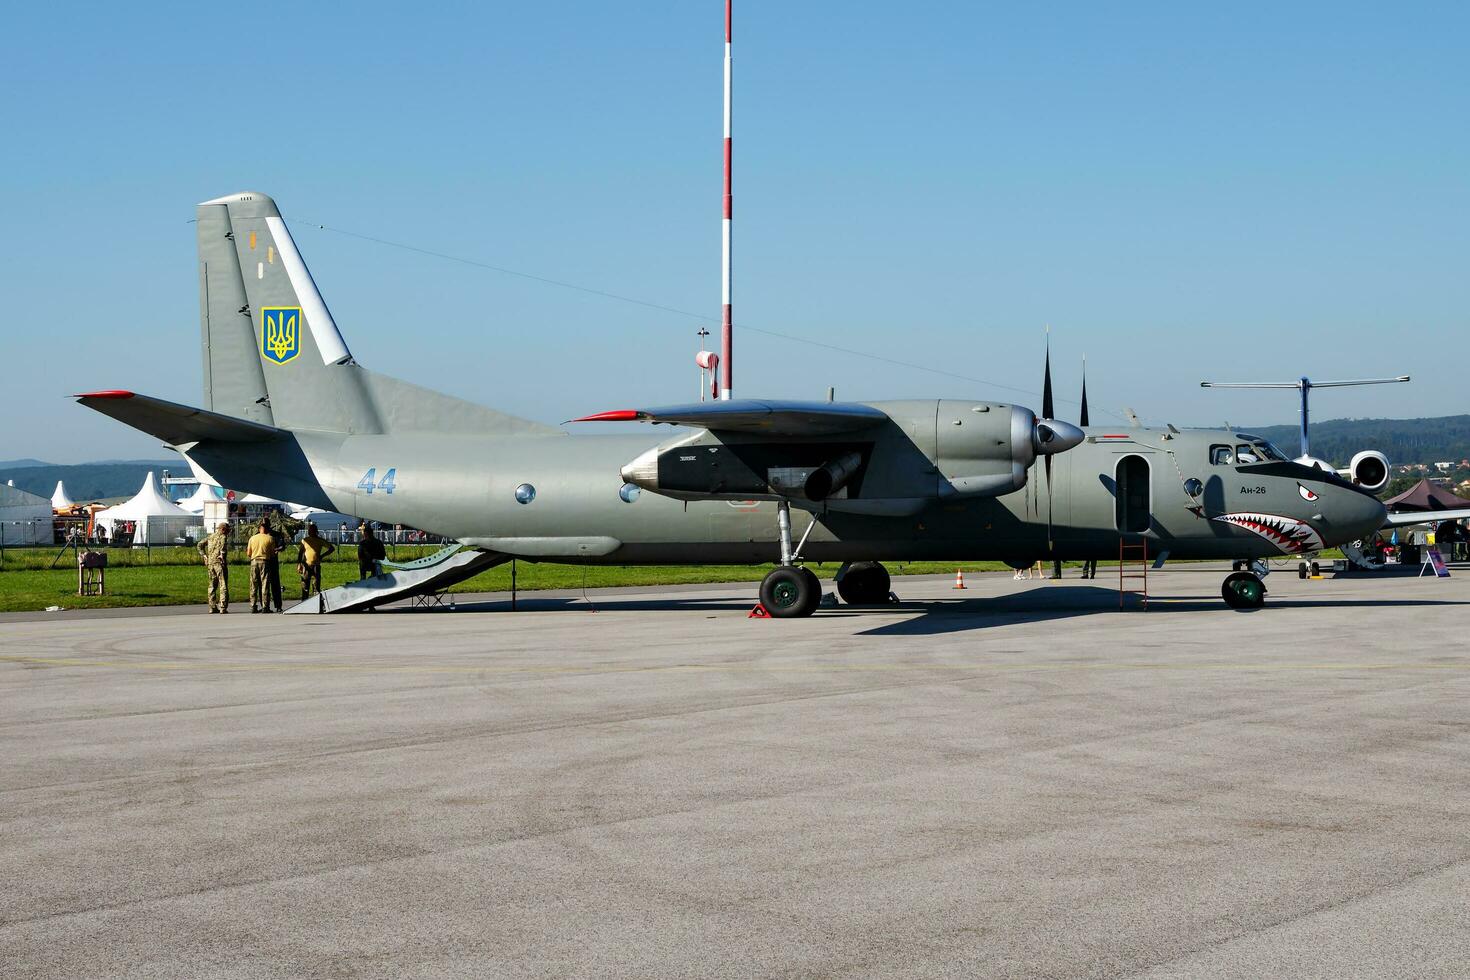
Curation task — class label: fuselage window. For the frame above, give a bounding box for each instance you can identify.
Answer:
[1210,445,1234,465]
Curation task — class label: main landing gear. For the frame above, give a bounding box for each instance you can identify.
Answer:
[835,561,891,605]
[755,499,835,619]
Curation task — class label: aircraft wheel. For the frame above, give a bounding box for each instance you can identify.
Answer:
[1221,571,1267,610]
[761,566,819,618]
[1310,561,1321,577]
[1298,562,1308,579]
[837,561,891,605]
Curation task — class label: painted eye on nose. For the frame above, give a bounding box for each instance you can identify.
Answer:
[1297,483,1319,502]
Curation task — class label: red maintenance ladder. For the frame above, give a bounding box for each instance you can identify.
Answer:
[1118,537,1149,609]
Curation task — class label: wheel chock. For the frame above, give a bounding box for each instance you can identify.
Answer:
[748,603,771,619]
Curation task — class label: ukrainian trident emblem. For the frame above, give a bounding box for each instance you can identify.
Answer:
[261,307,302,364]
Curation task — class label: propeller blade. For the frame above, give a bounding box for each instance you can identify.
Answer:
[1042,338,1055,421]
[1041,335,1055,551]
[1045,454,1054,551]
[1080,356,1090,427]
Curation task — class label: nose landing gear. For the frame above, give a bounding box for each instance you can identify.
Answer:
[1221,569,1267,609]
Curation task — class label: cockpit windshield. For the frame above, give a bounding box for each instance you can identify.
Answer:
[1211,440,1290,465]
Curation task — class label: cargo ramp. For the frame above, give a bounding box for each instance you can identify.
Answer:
[286,544,506,614]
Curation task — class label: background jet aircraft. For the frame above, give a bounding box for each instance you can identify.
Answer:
[79,193,1387,616]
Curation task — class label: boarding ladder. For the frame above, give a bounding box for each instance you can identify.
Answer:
[1118,537,1148,610]
[284,544,506,614]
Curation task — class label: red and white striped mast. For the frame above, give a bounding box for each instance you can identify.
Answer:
[720,0,734,399]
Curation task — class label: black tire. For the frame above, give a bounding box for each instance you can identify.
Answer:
[1298,562,1308,579]
[837,561,891,605]
[1221,571,1267,610]
[1310,561,1321,577]
[761,566,819,618]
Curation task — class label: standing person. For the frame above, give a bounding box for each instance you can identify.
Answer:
[1081,557,1098,579]
[357,524,386,580]
[265,518,286,612]
[196,521,232,613]
[297,522,335,599]
[1051,558,1063,580]
[246,520,278,613]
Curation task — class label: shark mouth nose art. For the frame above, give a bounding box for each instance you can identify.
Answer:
[1213,512,1324,554]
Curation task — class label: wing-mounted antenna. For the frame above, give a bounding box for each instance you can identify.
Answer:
[1199,375,1410,458]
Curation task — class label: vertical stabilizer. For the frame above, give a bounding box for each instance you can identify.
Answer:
[200,192,382,434]
[194,192,561,439]
[198,201,273,425]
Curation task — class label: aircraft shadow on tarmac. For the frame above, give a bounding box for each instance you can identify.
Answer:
[381,586,1470,637]
[855,588,1470,637]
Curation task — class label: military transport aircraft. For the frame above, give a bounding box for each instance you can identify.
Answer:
[77,192,1388,615]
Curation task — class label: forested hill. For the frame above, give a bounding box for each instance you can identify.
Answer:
[1243,416,1470,465]
[0,460,179,502]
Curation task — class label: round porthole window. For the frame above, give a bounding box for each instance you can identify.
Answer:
[514,483,536,505]
[619,483,641,503]
[1183,477,1204,497]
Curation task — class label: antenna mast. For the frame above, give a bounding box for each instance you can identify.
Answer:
[720,0,734,400]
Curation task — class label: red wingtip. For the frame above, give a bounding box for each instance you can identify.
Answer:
[75,390,136,399]
[569,410,643,423]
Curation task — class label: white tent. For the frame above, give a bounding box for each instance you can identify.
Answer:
[51,480,76,510]
[93,472,202,545]
[177,482,223,515]
[0,484,53,545]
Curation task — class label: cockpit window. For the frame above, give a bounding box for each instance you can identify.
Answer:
[1235,444,1260,464]
[1253,441,1288,461]
[1210,445,1234,465]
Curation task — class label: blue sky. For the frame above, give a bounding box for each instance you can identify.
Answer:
[2,1,1466,462]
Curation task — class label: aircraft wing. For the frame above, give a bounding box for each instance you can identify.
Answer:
[1383,508,1470,528]
[75,390,286,445]
[570,399,889,435]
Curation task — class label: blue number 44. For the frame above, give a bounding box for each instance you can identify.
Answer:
[357,468,397,495]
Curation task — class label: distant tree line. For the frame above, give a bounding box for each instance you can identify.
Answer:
[1245,416,1470,467]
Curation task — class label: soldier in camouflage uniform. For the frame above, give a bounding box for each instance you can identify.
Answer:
[196,521,233,613]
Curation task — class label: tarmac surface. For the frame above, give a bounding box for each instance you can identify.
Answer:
[3,563,1469,978]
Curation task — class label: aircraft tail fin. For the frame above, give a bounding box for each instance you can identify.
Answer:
[196,192,559,438]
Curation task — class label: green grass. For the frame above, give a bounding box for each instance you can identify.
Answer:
[0,555,1017,613]
[0,545,1345,614]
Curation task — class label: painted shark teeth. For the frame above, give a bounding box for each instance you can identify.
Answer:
[1212,511,1324,554]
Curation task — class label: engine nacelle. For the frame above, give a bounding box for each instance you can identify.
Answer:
[1341,450,1390,492]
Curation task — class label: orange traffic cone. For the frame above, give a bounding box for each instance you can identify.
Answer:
[953,569,967,590]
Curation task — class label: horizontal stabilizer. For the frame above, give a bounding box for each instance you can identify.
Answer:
[75,391,286,446]
[570,399,889,436]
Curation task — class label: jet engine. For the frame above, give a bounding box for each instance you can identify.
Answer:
[1342,450,1390,492]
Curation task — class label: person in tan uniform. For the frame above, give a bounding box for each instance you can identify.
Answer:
[246,520,279,613]
[195,521,232,613]
[296,522,336,599]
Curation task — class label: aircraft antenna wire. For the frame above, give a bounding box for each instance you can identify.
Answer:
[296,220,1143,424]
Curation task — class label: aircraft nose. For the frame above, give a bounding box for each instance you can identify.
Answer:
[1326,485,1386,544]
[1034,419,1085,455]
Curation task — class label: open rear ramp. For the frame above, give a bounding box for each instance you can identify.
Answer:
[287,545,506,613]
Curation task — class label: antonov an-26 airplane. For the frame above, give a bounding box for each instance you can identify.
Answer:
[80,192,1395,615]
